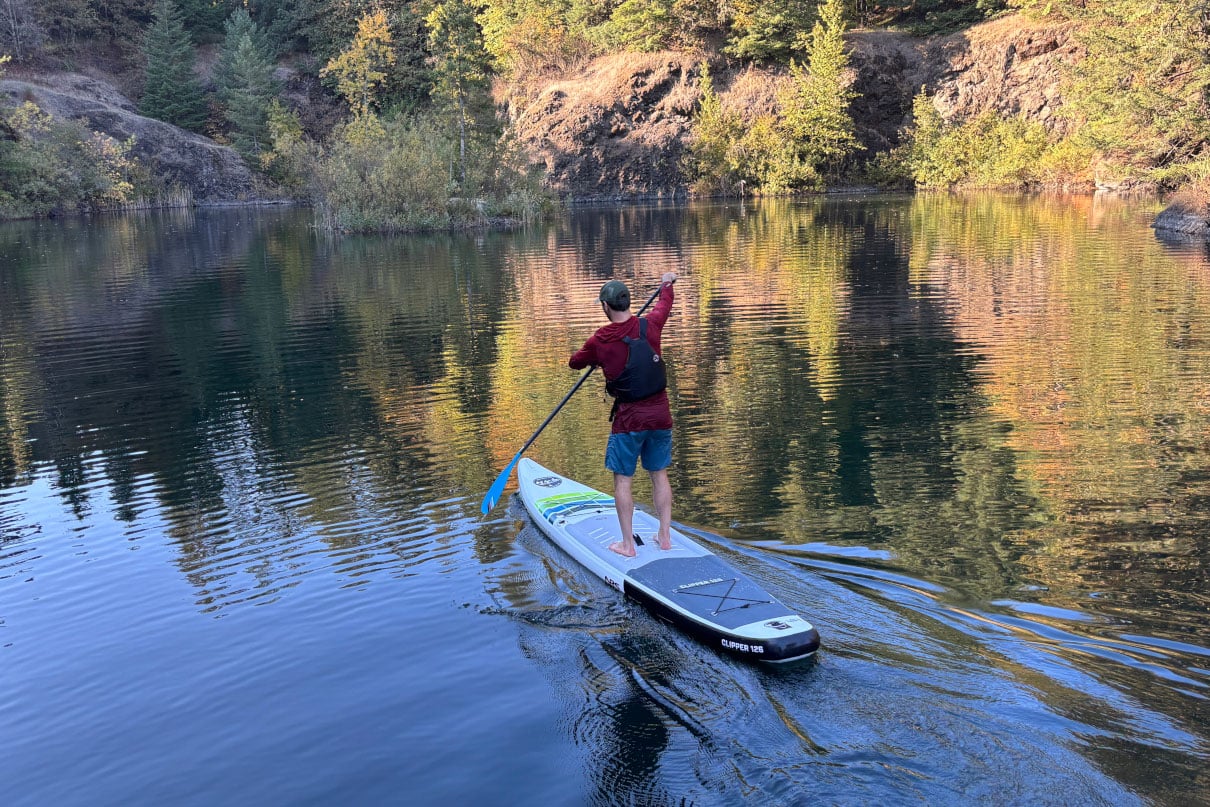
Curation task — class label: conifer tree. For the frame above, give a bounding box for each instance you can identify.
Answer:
[1052,0,1210,175]
[725,0,816,63]
[686,63,744,194]
[246,0,299,53]
[427,0,494,185]
[140,0,208,131]
[777,0,858,184]
[216,9,278,162]
[214,7,269,92]
[177,0,234,43]
[479,0,586,77]
[598,0,676,52]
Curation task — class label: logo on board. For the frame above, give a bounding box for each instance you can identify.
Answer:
[533,476,562,488]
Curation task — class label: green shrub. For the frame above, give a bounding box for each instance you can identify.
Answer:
[684,64,745,195]
[260,100,312,190]
[312,116,452,232]
[686,0,858,197]
[310,112,550,233]
[736,114,815,193]
[891,90,1089,190]
[0,101,139,217]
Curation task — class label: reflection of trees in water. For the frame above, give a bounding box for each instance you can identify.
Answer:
[0,209,518,605]
[901,193,1210,633]
[652,198,1041,599]
[4,197,1209,628]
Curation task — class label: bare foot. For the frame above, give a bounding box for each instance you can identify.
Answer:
[656,534,672,551]
[608,541,637,558]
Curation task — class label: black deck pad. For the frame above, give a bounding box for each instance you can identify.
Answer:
[627,555,789,630]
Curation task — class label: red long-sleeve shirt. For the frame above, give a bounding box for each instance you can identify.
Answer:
[570,282,675,434]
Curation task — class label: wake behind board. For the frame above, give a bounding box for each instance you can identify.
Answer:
[517,458,820,663]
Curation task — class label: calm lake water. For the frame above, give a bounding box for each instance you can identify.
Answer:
[2,196,1208,805]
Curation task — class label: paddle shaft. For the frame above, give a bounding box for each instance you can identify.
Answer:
[513,279,670,460]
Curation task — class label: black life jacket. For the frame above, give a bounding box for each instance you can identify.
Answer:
[605,318,667,413]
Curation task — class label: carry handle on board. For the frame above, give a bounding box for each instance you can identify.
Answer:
[480,279,674,514]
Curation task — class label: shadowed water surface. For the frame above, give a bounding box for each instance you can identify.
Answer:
[1,197,1207,805]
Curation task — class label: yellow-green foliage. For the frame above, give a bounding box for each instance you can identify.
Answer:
[0,100,139,217]
[1043,0,1210,175]
[478,0,592,78]
[896,90,1092,190]
[739,116,815,193]
[777,0,858,177]
[685,69,814,197]
[686,0,858,196]
[309,113,550,233]
[684,64,744,194]
[314,115,453,232]
[276,7,549,234]
[320,9,396,120]
[260,100,311,190]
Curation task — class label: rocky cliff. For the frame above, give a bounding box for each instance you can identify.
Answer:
[504,52,702,201]
[1,72,261,203]
[3,13,1081,207]
[506,14,1080,200]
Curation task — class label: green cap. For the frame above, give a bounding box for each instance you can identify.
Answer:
[598,279,630,309]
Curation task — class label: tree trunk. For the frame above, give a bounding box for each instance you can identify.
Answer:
[457,86,466,186]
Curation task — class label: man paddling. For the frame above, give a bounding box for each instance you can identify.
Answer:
[570,272,678,557]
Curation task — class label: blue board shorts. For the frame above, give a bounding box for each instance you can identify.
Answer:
[605,429,672,476]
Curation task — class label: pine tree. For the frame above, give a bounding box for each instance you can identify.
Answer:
[427,0,494,185]
[777,0,858,184]
[1055,0,1210,175]
[725,0,816,63]
[216,9,278,162]
[140,0,208,131]
[244,0,299,52]
[479,0,587,77]
[598,0,676,52]
[214,7,269,92]
[686,62,745,194]
[177,0,235,43]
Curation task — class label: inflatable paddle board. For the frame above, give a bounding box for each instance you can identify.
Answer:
[517,458,820,663]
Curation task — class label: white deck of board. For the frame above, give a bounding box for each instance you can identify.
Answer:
[559,509,709,573]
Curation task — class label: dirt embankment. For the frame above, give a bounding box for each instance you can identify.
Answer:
[505,14,1080,200]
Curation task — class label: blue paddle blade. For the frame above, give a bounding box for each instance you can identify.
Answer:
[481,453,521,514]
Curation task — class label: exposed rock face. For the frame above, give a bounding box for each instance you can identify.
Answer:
[1,72,261,203]
[506,52,701,200]
[847,30,924,154]
[923,16,1080,134]
[508,14,1080,199]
